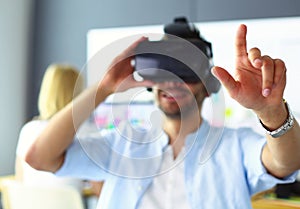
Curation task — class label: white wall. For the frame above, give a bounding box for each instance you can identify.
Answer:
[87,17,300,133]
[0,0,33,175]
[31,0,300,117]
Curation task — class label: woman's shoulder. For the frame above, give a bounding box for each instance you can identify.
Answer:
[22,118,47,128]
[17,120,49,153]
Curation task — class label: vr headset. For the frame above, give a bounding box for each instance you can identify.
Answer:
[134,17,221,94]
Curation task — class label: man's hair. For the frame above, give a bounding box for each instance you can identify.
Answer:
[163,17,213,59]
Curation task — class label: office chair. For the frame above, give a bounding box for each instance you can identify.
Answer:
[1,180,85,209]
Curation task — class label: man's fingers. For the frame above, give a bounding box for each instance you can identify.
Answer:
[273,59,286,86]
[261,56,275,97]
[248,47,263,68]
[235,24,248,58]
[109,36,148,70]
[260,58,286,98]
[212,66,238,98]
[124,36,148,56]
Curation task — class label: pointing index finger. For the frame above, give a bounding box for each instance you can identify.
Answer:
[235,24,248,58]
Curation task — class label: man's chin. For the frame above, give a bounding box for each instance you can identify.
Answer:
[159,105,180,119]
[161,108,193,120]
[164,111,182,119]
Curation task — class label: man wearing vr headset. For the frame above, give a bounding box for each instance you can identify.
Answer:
[26,18,300,209]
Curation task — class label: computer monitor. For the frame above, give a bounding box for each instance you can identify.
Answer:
[92,102,159,130]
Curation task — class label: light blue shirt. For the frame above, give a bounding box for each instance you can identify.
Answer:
[56,120,296,209]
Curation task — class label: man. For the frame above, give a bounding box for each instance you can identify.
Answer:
[26,18,300,209]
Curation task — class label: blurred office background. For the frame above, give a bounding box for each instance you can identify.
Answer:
[1,0,300,176]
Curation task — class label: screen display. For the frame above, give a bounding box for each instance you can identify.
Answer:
[91,102,159,130]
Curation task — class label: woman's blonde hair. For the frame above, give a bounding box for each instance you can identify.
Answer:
[38,64,84,120]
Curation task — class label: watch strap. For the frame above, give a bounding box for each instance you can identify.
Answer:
[260,99,294,138]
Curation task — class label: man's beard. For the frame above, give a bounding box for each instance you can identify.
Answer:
[155,84,204,120]
[159,102,199,120]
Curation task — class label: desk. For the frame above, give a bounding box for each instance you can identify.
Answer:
[4,178,299,209]
[252,190,300,209]
[82,187,94,197]
[252,198,300,209]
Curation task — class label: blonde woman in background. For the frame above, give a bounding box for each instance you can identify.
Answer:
[15,64,103,209]
[15,63,84,189]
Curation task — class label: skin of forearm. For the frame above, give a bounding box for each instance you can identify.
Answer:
[25,83,111,172]
[262,120,300,178]
[253,100,300,177]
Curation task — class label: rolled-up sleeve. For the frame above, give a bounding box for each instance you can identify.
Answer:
[239,128,298,195]
[55,137,109,181]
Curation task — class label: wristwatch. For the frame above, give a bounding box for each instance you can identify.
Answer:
[260,99,294,138]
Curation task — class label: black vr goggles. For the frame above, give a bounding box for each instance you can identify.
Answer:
[134,17,221,94]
